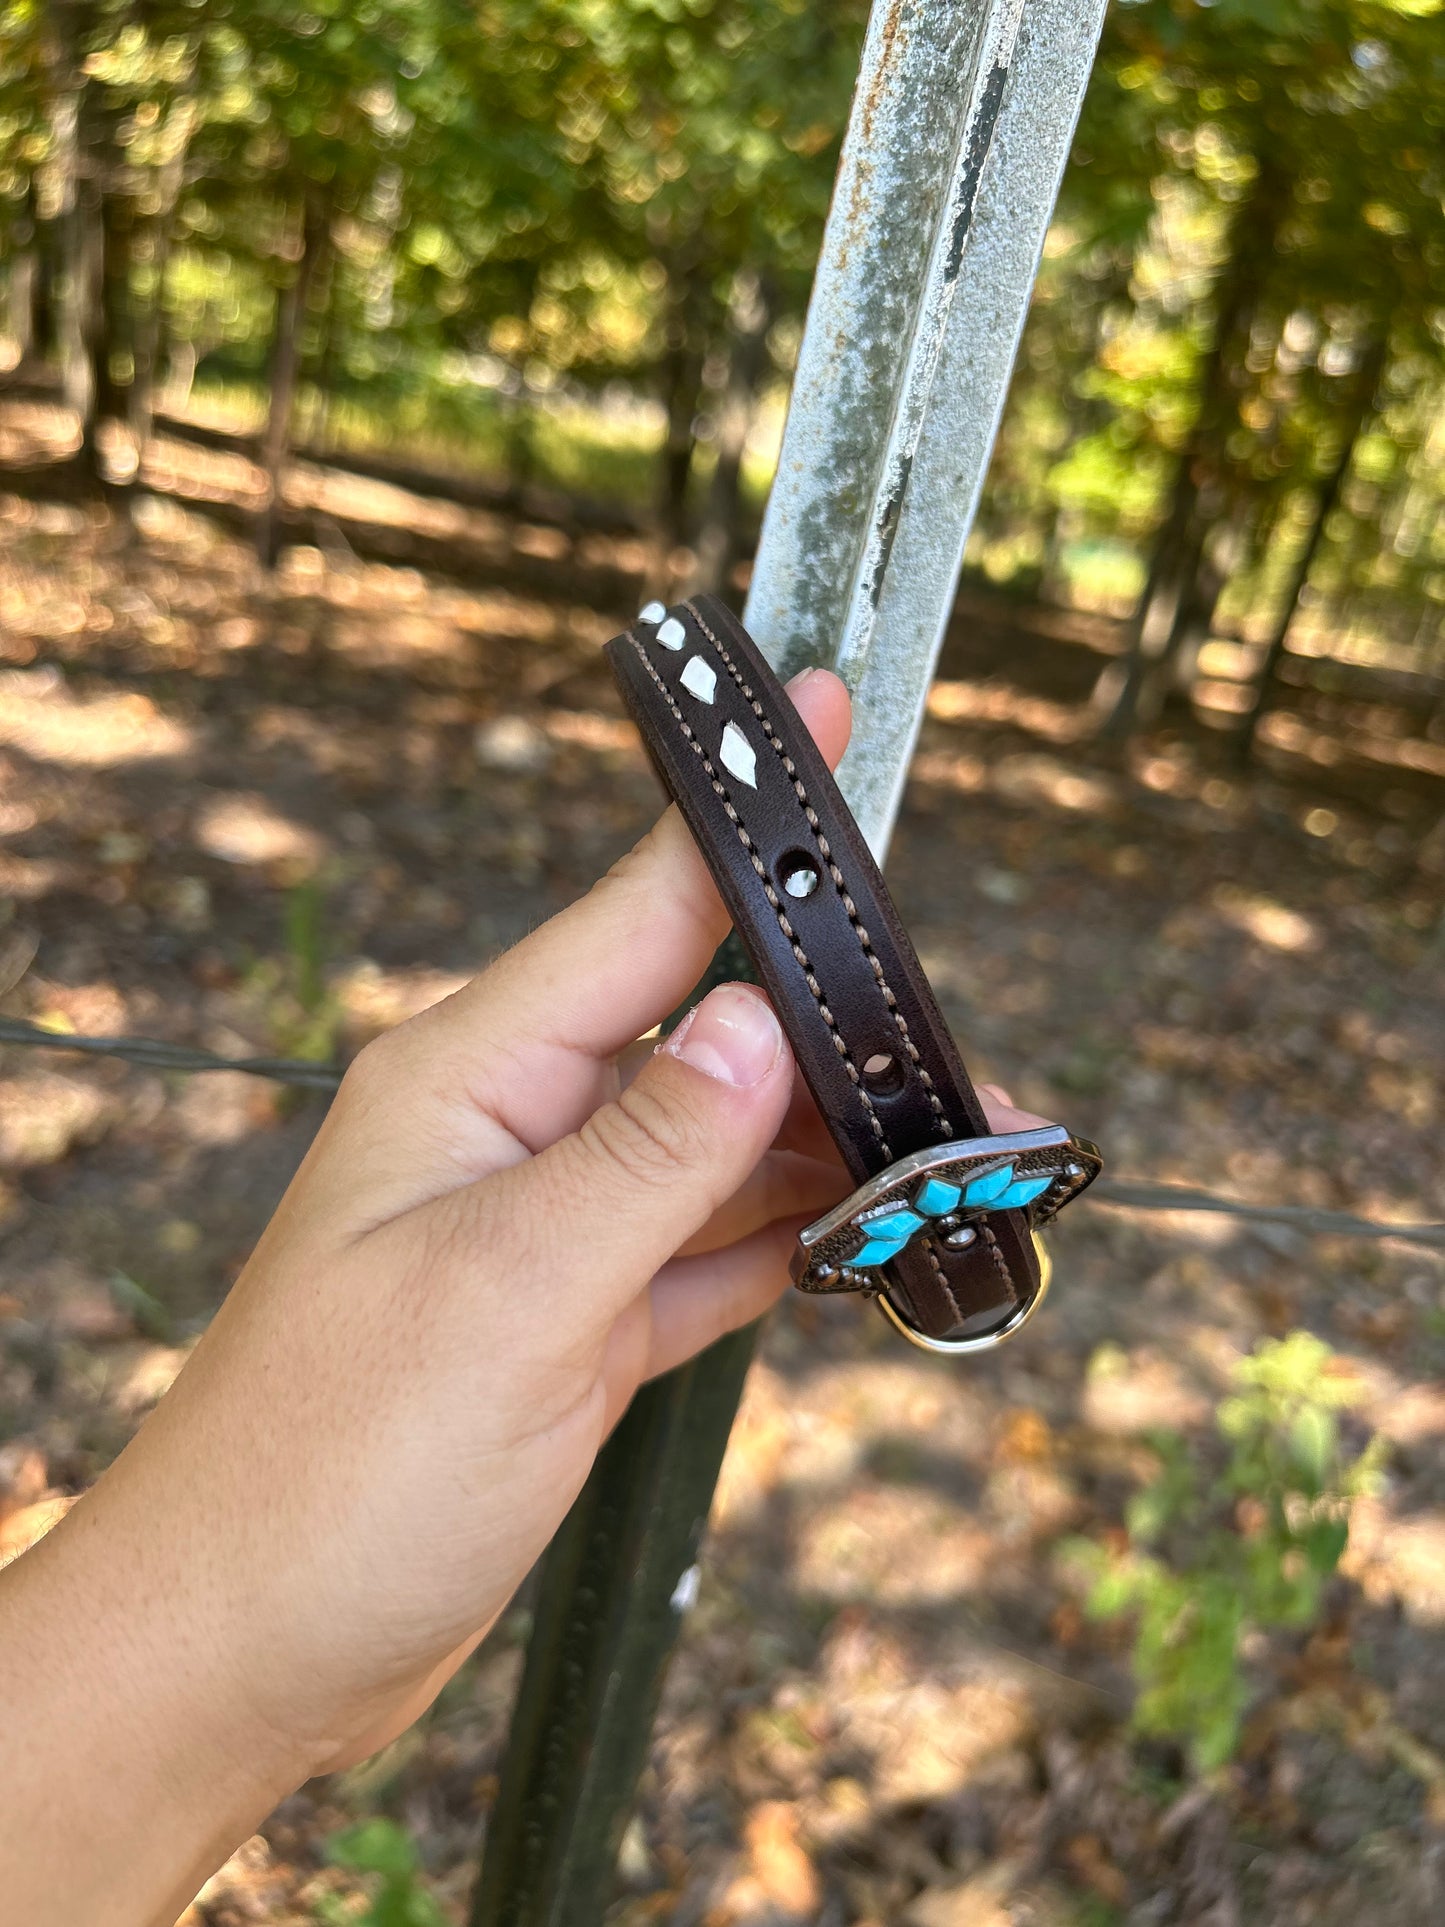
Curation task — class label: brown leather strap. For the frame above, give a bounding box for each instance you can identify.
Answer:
[606,593,1040,1344]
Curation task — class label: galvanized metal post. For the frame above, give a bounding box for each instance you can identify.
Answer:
[751,0,1109,856]
[470,1,1107,1918]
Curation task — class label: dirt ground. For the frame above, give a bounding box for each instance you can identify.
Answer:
[2,405,1444,1925]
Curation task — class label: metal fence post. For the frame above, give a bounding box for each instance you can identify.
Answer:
[469,1,1108,1918]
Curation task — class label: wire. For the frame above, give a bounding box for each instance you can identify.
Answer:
[2,1016,1442,1248]
[1088,1177,1445,1251]
[0,1016,342,1092]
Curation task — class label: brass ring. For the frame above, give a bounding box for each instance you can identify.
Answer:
[874,1235,1053,1355]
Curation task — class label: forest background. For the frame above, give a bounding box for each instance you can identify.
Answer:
[3,1,1445,1923]
[3,0,1444,721]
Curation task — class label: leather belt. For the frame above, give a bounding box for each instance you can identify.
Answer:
[606,593,1100,1353]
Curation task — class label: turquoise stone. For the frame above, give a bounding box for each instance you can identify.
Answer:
[916,1177,962,1217]
[852,1235,910,1268]
[991,1173,1052,1210]
[860,1207,925,1244]
[963,1163,1016,1207]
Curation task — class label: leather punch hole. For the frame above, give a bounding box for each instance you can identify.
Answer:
[605,594,1102,1355]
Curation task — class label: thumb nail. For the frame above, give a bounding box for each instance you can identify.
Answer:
[663,984,782,1087]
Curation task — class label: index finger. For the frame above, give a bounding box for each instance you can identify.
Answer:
[309,669,853,1227]
[433,665,850,1120]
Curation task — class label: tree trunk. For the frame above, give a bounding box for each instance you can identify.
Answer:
[6,255,35,366]
[257,190,329,567]
[656,255,710,559]
[92,184,135,479]
[1237,338,1387,761]
[496,363,533,503]
[1155,509,1248,715]
[40,0,81,404]
[298,256,338,457]
[48,64,95,438]
[687,268,773,598]
[1093,460,1199,738]
[1093,154,1287,739]
[29,198,61,368]
[65,179,105,471]
[58,92,134,489]
[129,102,195,455]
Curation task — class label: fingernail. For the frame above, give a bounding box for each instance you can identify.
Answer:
[786,667,822,691]
[663,984,782,1087]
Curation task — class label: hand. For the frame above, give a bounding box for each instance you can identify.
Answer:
[0,667,1048,1925]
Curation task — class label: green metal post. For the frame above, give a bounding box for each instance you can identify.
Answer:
[469,1324,758,1927]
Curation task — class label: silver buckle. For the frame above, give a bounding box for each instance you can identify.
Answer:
[790,1126,1101,1355]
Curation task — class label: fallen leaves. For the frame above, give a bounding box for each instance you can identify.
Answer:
[720,1801,822,1921]
[0,1072,113,1168]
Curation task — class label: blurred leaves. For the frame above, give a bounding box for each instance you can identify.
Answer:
[1073,1332,1388,1775]
[2,0,1443,665]
[322,1818,448,1927]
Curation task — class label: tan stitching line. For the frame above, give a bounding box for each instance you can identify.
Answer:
[979,1222,1013,1290]
[684,602,951,1141]
[924,1243,966,1324]
[625,631,891,1158]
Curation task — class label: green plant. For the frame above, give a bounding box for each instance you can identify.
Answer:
[319,1819,447,1927]
[264,878,344,1065]
[1077,1332,1386,1774]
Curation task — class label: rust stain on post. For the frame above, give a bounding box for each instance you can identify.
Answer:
[859,0,912,145]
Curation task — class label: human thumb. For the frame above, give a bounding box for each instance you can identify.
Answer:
[453,983,795,1334]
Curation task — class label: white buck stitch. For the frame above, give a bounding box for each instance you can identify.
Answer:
[719,721,757,788]
[679,656,718,704]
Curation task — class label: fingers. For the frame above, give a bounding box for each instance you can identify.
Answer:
[674,1148,842,1258]
[402,984,797,1342]
[976,1082,1055,1133]
[385,667,851,1131]
[638,1219,797,1384]
[304,671,852,1234]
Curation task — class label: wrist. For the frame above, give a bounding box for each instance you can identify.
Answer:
[0,1468,325,1926]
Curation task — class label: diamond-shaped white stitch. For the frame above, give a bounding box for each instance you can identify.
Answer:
[639,600,667,624]
[656,616,686,650]
[719,720,757,788]
[680,656,717,704]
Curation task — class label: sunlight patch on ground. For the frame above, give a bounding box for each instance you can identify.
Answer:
[1211,883,1319,953]
[142,437,266,508]
[0,1071,113,1166]
[0,675,194,768]
[832,1670,1037,1807]
[542,709,640,755]
[991,752,1120,815]
[911,740,1122,819]
[911,748,989,793]
[795,1485,995,1607]
[1082,1345,1212,1435]
[334,960,475,1036]
[1347,1496,1445,1625]
[713,1362,864,1527]
[0,853,70,899]
[194,792,328,870]
[927,677,1083,745]
[1261,708,1445,780]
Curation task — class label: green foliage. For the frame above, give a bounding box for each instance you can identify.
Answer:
[2,0,1444,657]
[1077,1333,1387,1775]
[108,1269,176,1344]
[276,877,343,1063]
[320,1819,447,1927]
